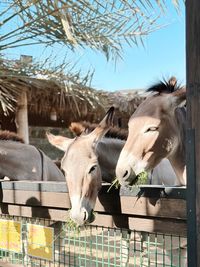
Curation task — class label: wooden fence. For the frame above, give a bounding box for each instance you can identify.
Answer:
[0,181,186,237]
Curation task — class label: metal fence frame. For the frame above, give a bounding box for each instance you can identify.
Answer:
[0,181,187,266]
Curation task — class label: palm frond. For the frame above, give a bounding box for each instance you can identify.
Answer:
[0,0,182,60]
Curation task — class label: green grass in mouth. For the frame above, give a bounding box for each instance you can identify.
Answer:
[107,171,148,192]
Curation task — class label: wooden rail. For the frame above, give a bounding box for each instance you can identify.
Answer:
[0,181,186,237]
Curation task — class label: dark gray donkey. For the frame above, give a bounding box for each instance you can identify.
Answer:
[0,131,65,181]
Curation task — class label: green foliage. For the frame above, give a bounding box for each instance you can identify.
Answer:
[107,170,148,192]
[107,177,120,192]
[66,218,79,229]
[134,171,148,186]
[0,1,181,60]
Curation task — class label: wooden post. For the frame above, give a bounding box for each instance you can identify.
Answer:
[15,91,29,144]
[186,0,200,266]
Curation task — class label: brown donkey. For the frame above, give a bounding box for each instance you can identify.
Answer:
[47,105,179,226]
[47,107,116,225]
[116,77,186,186]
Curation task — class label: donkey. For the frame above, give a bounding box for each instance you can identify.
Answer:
[47,107,184,266]
[0,130,66,264]
[47,107,116,225]
[116,77,186,187]
[0,130,65,181]
[70,121,177,186]
[47,107,179,226]
[114,77,187,266]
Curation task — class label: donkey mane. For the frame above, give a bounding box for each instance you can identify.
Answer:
[70,122,128,140]
[147,77,183,94]
[0,130,24,143]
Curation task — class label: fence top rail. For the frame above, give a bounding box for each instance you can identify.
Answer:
[0,180,186,199]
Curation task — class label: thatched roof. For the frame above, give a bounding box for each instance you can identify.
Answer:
[0,75,108,124]
[0,57,110,125]
[99,89,146,127]
[105,89,146,113]
[0,58,146,127]
[0,74,146,127]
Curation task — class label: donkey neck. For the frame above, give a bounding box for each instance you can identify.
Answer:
[168,107,186,185]
[96,138,125,182]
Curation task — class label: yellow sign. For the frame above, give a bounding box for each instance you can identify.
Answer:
[0,219,22,252]
[27,224,54,261]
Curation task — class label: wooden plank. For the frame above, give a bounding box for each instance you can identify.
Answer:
[96,194,186,219]
[92,214,187,236]
[0,204,69,222]
[0,181,186,198]
[1,189,186,219]
[0,181,187,237]
[186,0,200,265]
[92,212,186,236]
[120,186,186,199]
[0,204,186,236]
[0,181,68,192]
[128,217,186,237]
[119,197,186,219]
[1,190,71,208]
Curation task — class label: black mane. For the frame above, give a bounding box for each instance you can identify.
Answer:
[146,77,181,94]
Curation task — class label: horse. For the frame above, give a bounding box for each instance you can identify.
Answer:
[0,130,65,181]
[115,77,186,187]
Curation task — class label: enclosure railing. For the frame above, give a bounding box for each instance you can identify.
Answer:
[0,181,187,266]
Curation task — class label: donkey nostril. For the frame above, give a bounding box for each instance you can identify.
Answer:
[123,170,128,178]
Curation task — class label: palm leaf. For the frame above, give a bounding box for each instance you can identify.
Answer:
[0,0,182,60]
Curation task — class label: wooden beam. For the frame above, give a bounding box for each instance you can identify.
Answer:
[0,181,187,236]
[15,91,29,144]
[0,189,186,219]
[186,0,200,266]
[0,204,186,236]
[0,184,186,236]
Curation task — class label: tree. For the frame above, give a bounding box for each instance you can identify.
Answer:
[0,0,181,112]
[1,1,180,59]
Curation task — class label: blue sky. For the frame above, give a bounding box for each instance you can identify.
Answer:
[83,5,186,91]
[4,2,185,92]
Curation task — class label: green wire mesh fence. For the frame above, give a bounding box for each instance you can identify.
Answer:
[0,214,187,267]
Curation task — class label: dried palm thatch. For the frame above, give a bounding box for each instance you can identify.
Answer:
[105,89,146,114]
[0,80,146,130]
[0,58,149,127]
[100,89,147,127]
[0,57,107,123]
[0,75,106,115]
[0,74,146,126]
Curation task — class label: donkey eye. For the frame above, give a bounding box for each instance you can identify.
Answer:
[89,165,97,174]
[145,127,158,133]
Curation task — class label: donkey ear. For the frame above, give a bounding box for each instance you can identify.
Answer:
[46,132,74,151]
[172,87,186,107]
[89,106,115,143]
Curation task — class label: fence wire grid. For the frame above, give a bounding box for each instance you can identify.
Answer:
[0,215,187,267]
